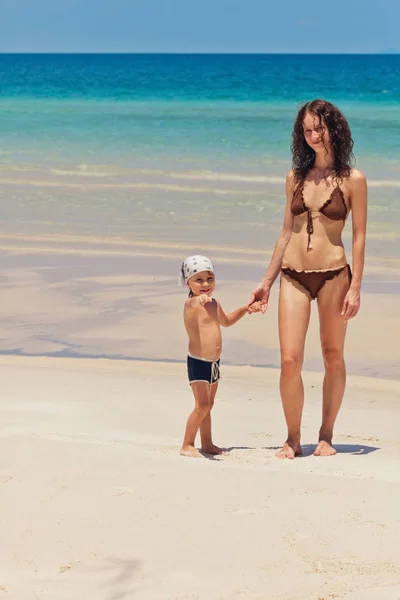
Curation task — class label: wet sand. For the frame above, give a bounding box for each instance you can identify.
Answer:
[0,241,399,379]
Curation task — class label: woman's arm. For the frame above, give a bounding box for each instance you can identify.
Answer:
[342,169,367,321]
[249,171,295,311]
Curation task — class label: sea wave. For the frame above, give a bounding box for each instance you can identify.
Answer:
[50,167,117,178]
[46,166,286,185]
[1,164,399,189]
[166,171,285,184]
[368,179,400,188]
[0,177,259,196]
[160,171,399,188]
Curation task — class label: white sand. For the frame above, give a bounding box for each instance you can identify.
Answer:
[342,585,400,599]
[1,356,399,600]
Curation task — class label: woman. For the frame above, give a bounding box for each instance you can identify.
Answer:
[251,99,367,459]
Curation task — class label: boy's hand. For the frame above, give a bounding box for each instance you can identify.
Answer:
[248,301,262,313]
[198,293,213,306]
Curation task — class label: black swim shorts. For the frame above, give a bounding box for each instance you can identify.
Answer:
[187,354,221,385]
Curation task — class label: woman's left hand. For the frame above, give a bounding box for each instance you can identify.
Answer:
[341,286,360,322]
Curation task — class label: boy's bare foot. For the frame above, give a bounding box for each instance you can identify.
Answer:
[275,438,302,460]
[200,444,225,455]
[180,445,202,458]
[313,440,337,456]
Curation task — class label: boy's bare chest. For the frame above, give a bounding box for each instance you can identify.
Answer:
[185,305,218,328]
[198,311,219,327]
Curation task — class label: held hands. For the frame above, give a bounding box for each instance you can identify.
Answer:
[249,280,271,314]
[248,301,263,314]
[341,286,360,322]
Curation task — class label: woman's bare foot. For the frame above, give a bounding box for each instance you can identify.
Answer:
[275,438,302,460]
[313,440,337,456]
[180,445,202,458]
[200,444,225,455]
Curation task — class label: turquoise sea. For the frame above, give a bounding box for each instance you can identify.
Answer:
[0,54,399,372]
[0,54,399,248]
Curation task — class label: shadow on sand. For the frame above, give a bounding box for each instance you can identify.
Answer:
[198,443,380,461]
[100,558,140,600]
[262,443,380,457]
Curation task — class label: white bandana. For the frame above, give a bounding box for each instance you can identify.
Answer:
[179,255,214,285]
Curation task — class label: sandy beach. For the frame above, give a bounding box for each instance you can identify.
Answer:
[1,355,399,600]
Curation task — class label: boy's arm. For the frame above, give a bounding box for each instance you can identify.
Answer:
[188,294,212,308]
[217,302,249,328]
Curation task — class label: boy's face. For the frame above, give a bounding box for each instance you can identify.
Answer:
[187,271,215,296]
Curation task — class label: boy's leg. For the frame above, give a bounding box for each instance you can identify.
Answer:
[200,382,224,455]
[181,382,211,458]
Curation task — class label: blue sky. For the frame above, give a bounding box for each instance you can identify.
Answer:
[0,0,398,53]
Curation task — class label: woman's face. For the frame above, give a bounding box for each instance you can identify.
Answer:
[303,112,331,152]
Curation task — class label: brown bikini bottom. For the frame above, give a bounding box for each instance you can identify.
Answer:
[281,265,352,300]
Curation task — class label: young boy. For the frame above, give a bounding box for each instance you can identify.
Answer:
[179,255,261,458]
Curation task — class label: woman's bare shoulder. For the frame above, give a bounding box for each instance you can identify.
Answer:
[341,169,366,195]
[286,169,295,182]
[285,169,296,192]
[349,168,367,184]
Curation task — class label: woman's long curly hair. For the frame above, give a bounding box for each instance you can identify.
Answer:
[291,99,354,184]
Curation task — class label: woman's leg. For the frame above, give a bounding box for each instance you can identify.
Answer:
[181,382,211,458]
[200,382,224,454]
[277,275,311,459]
[315,268,349,456]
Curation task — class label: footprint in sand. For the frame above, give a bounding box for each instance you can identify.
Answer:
[225,507,269,516]
[113,487,137,496]
[342,434,381,443]
[0,475,13,484]
[59,564,72,574]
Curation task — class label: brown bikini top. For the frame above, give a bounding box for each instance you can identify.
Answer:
[291,183,348,250]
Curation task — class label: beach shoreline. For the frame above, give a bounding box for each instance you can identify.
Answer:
[0,244,399,380]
